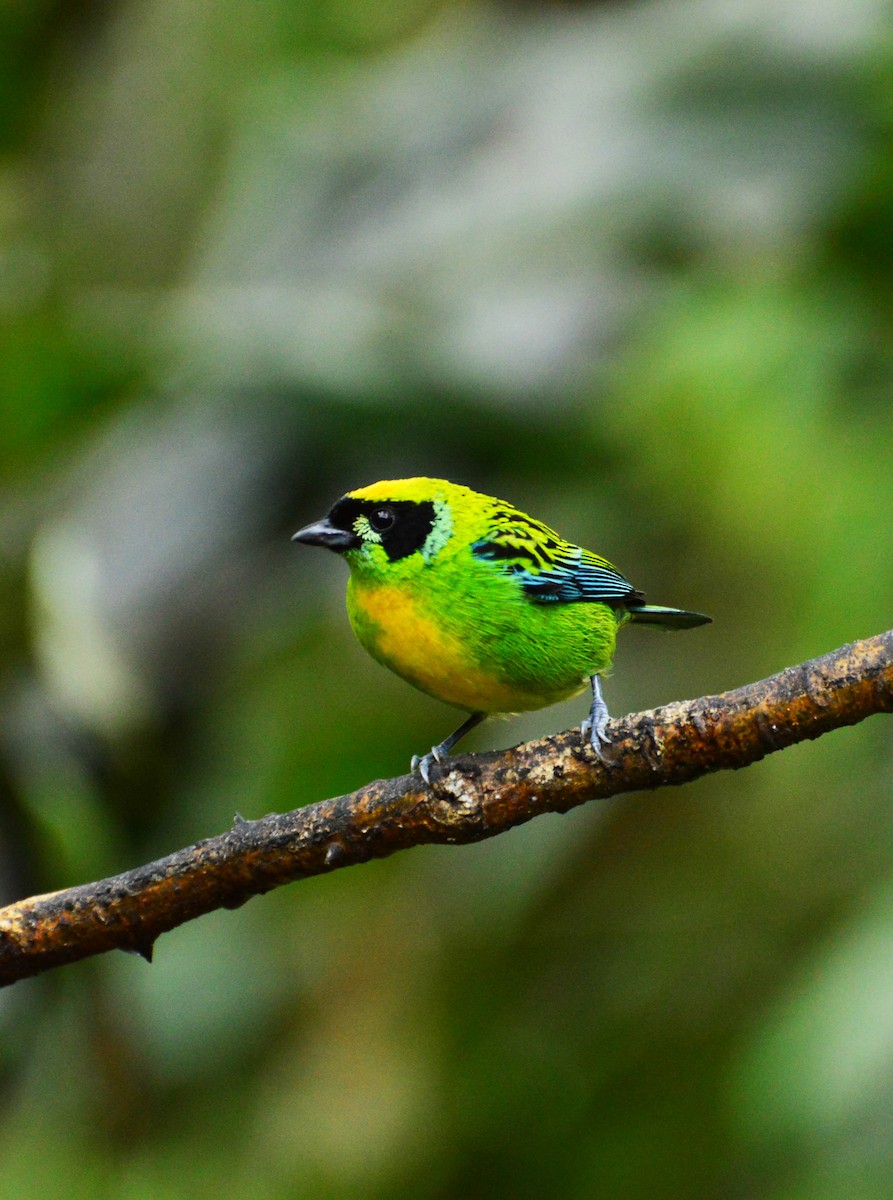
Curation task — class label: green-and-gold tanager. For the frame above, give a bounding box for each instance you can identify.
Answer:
[293,478,711,781]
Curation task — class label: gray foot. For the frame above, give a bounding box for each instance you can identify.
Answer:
[410,742,449,786]
[583,675,611,760]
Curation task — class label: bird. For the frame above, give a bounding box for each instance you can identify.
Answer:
[293,477,711,782]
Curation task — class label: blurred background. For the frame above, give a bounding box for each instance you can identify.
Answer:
[1,0,892,1196]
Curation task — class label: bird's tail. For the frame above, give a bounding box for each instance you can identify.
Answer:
[627,604,712,630]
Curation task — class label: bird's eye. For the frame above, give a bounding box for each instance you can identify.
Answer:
[368,506,396,533]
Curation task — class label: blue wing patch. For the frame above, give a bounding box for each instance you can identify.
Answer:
[473,531,640,607]
[518,550,638,605]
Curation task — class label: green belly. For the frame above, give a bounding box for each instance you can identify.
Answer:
[347,570,623,714]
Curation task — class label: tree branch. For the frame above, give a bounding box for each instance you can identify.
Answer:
[1,631,891,987]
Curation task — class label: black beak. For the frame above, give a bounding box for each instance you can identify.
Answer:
[292,518,360,551]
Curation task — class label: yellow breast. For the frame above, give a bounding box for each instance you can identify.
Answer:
[347,582,531,713]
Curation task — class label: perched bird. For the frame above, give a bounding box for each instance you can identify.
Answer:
[293,478,710,782]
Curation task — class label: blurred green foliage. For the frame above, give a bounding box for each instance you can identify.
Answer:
[1,1,893,1197]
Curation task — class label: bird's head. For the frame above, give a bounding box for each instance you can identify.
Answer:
[293,478,476,580]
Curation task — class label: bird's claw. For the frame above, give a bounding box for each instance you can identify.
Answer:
[582,672,612,762]
[410,753,431,784]
[411,744,449,786]
[581,715,611,761]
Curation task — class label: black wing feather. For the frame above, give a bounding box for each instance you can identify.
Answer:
[471,509,640,607]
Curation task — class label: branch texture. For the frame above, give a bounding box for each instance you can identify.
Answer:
[1,631,891,987]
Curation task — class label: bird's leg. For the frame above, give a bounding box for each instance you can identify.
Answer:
[411,711,486,785]
[581,675,611,759]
